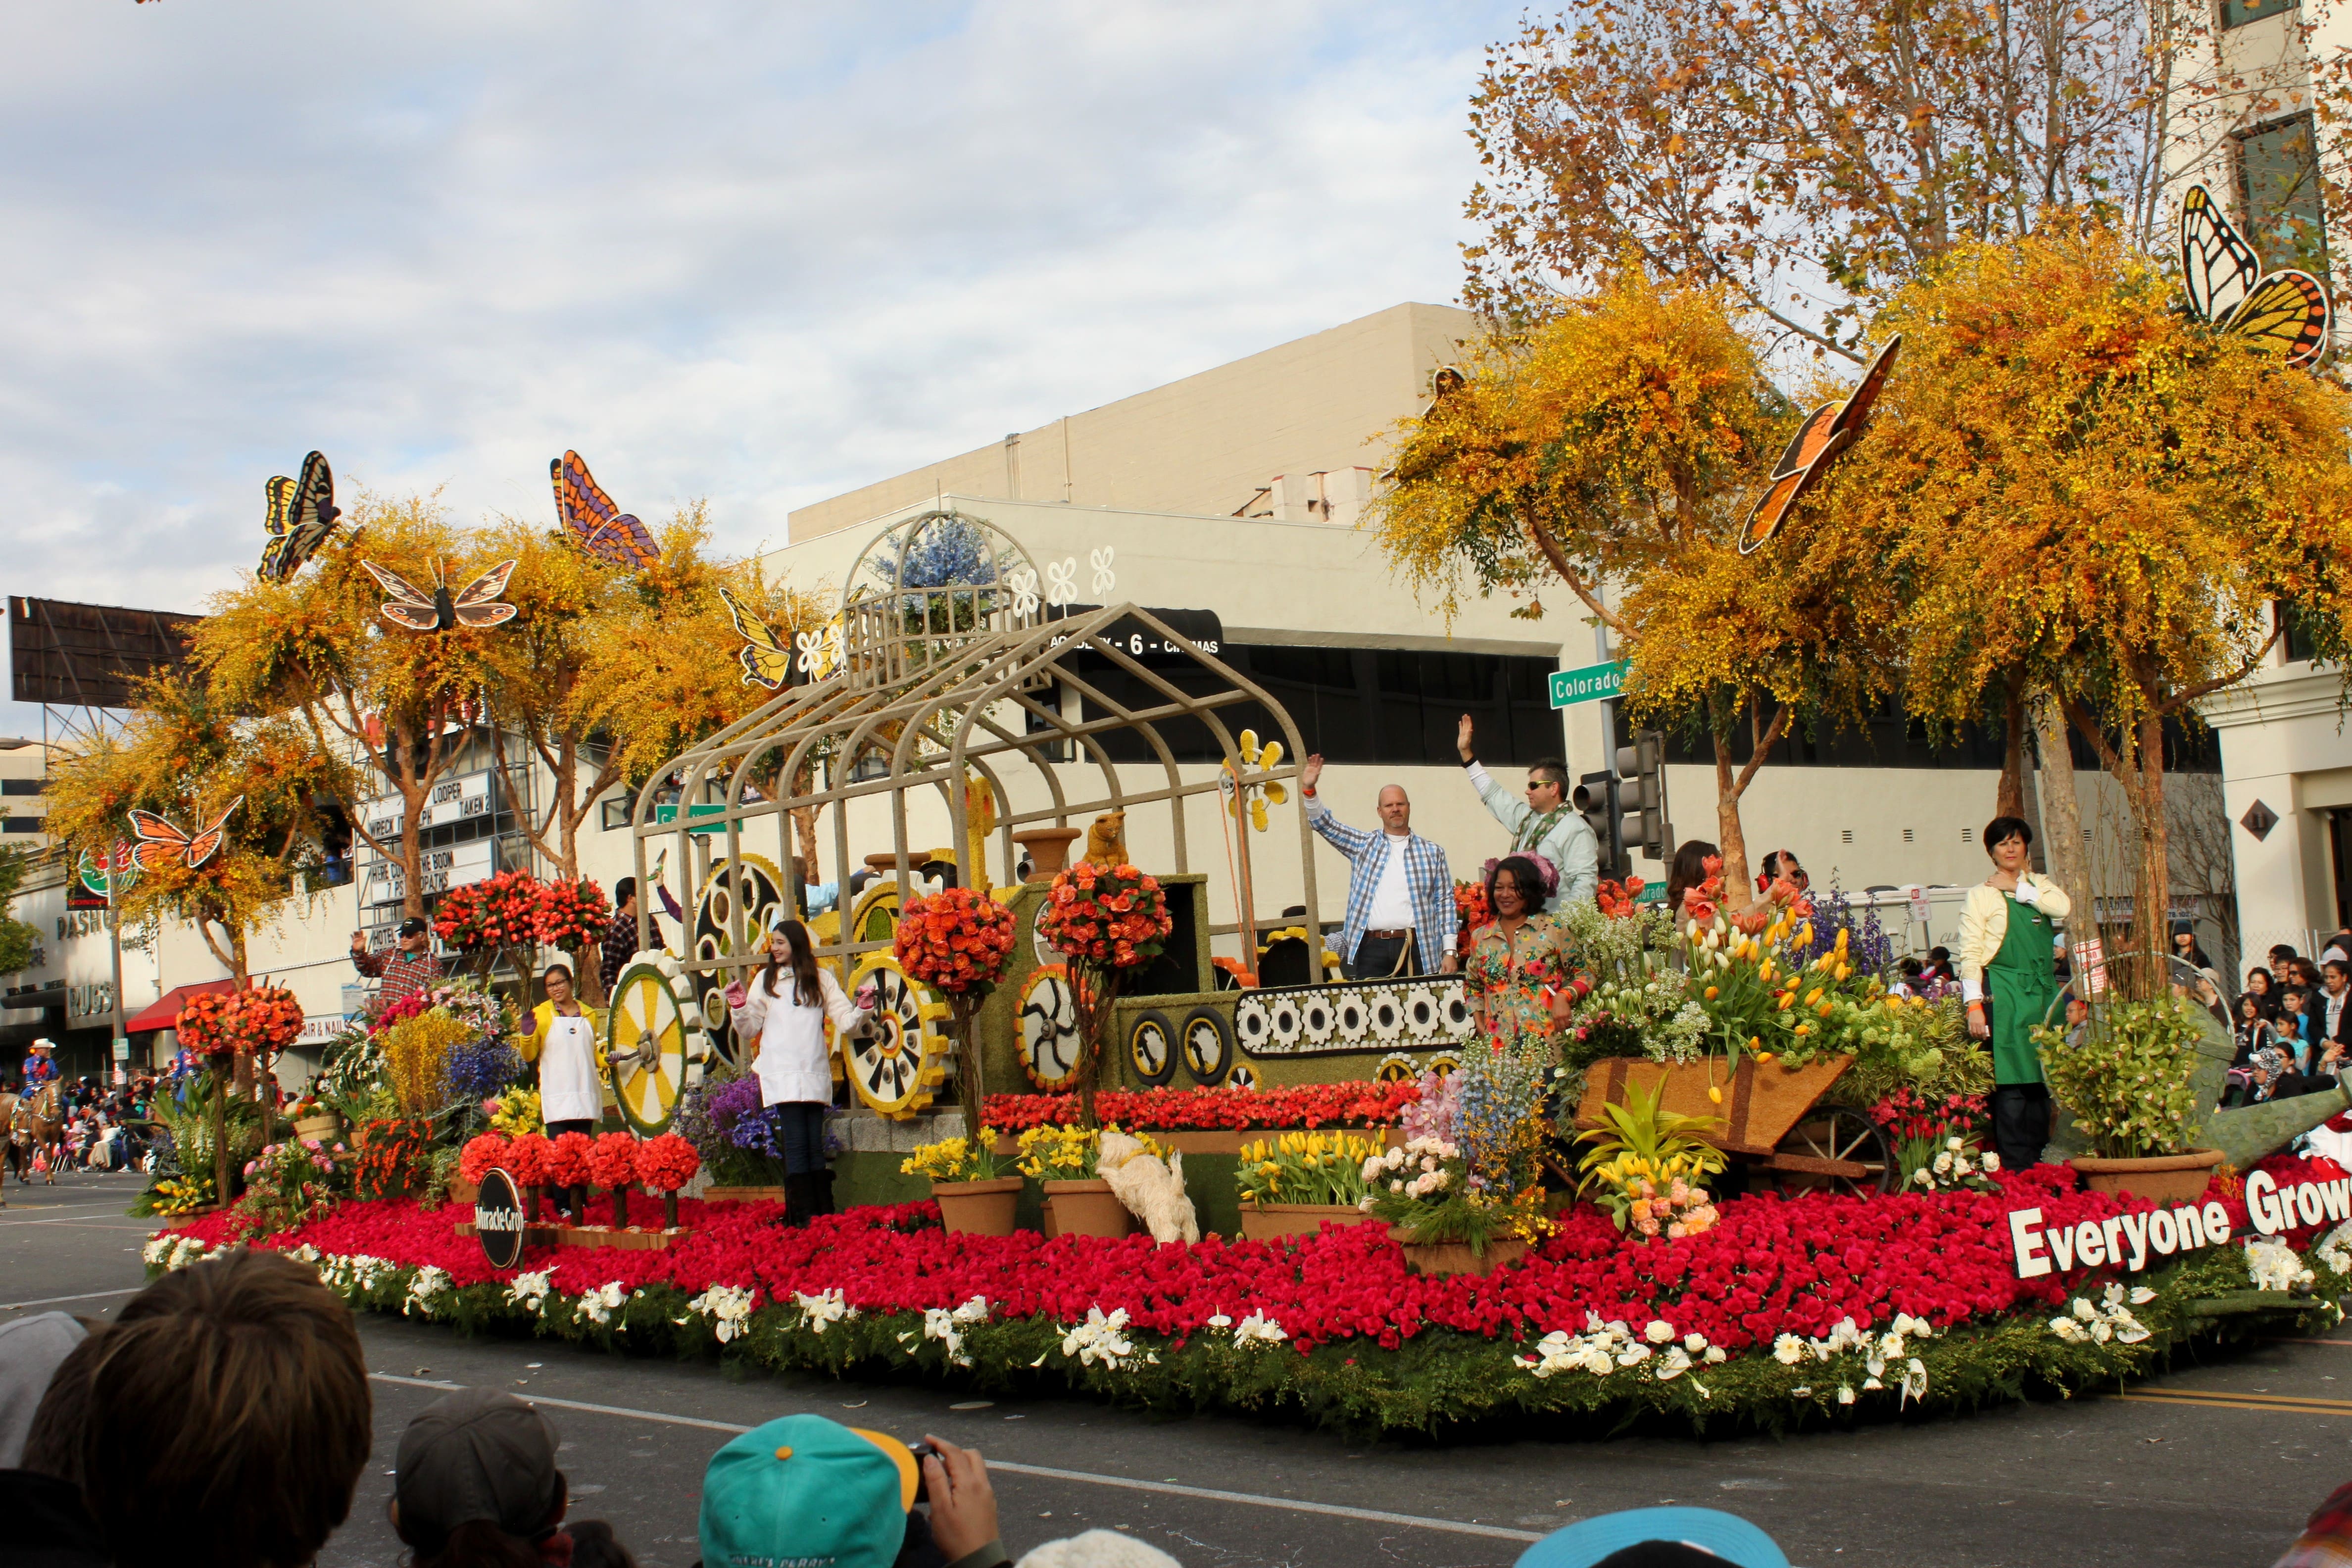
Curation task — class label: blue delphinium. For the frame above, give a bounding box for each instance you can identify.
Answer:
[1796,878,1895,976]
[444,1038,525,1105]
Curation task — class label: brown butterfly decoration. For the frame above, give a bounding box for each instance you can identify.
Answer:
[362,558,518,632]
[1739,336,1901,555]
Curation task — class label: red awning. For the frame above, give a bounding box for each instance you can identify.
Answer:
[123,980,236,1034]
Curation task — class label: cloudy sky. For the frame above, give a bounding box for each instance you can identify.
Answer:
[0,1,1512,717]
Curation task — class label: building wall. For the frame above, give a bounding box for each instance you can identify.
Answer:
[2207,653,2352,963]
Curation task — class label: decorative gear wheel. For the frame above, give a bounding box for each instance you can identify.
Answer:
[1125,1009,1176,1086]
[1374,1051,1421,1083]
[1017,964,1088,1091]
[1179,1005,1233,1085]
[692,853,789,1064]
[1225,1063,1259,1090]
[844,953,952,1119]
[604,952,706,1137]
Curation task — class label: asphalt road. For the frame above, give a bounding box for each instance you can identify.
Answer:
[3,1171,2346,1568]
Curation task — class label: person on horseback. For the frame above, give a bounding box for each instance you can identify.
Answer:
[20,1041,57,1091]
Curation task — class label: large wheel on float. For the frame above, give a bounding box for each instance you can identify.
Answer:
[1765,1104,1899,1198]
[604,952,705,1136]
[692,854,789,1064]
[1017,965,1087,1091]
[844,953,952,1119]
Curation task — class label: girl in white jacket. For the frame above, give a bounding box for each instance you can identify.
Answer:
[725,920,874,1225]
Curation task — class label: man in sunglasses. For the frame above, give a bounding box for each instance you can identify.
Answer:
[1456,714,1598,910]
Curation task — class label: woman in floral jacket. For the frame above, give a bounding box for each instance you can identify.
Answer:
[1464,855,1581,1053]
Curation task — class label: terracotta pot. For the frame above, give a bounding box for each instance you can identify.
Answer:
[2069,1148,2226,1205]
[1041,1178,1135,1239]
[1239,1203,1383,1240]
[1012,828,1084,882]
[1387,1224,1527,1277]
[933,1176,1024,1236]
[446,1178,479,1205]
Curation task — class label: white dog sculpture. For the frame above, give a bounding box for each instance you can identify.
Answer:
[1097,1129,1200,1244]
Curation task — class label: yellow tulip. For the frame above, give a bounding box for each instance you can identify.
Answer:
[1834,963,1850,981]
[1756,1050,1775,1063]
[1794,1023,1812,1035]
[1705,985,1720,1000]
[1708,1086,1723,1103]
[1805,987,1823,1006]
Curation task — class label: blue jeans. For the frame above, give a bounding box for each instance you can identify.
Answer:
[775,1102,828,1175]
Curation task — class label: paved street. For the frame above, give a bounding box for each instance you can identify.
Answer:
[5,1173,2345,1568]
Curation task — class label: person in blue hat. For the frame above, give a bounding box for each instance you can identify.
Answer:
[1517,1507,1792,1568]
[699,1414,1005,1568]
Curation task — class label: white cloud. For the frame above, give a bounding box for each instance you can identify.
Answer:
[0,0,1507,732]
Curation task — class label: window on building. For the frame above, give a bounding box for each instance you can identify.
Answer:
[0,779,47,796]
[2223,0,2296,28]
[2,819,44,833]
[2277,599,2321,663]
[2237,113,2330,277]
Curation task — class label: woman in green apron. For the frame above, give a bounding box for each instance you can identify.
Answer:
[1958,816,2071,1170]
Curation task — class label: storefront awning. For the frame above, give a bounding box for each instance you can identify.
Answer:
[122,980,235,1034]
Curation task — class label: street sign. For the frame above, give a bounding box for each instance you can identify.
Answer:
[1550,660,1628,709]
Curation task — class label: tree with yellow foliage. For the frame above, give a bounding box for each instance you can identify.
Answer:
[1838,222,2352,963]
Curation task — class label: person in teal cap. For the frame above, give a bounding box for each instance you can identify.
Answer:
[1958,814,2071,1172]
[1516,1505,1791,1568]
[699,1414,1006,1568]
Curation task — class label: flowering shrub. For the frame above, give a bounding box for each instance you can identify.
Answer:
[1869,1089,1990,1188]
[221,986,305,1060]
[588,1131,641,1189]
[352,1118,435,1201]
[458,1132,511,1185]
[382,1008,475,1115]
[1236,1130,1383,1209]
[1399,1070,1459,1145]
[983,1080,1419,1133]
[369,988,430,1035]
[533,878,612,953]
[1036,862,1172,969]
[433,870,543,955]
[174,990,233,1058]
[903,1129,1007,1184]
[1574,1077,1726,1236]
[634,1134,701,1193]
[506,1131,552,1186]
[1016,1123,1103,1180]
[545,1130,595,1187]
[893,888,1019,998]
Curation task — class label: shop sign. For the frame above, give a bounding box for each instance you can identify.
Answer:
[1549,660,1627,709]
[474,1169,527,1271]
[2008,1202,2231,1278]
[2247,1169,2352,1236]
[67,980,116,1022]
[357,771,495,844]
[297,1013,347,1045]
[360,838,496,908]
[2074,937,2108,996]
[1044,604,1222,658]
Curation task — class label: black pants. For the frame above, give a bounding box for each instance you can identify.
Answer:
[1990,1083,2050,1171]
[1346,933,1424,981]
[545,1119,596,1139]
[775,1102,828,1176]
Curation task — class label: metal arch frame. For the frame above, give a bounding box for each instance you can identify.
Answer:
[630,601,1326,989]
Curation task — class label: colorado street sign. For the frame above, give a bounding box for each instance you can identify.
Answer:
[1549,660,1628,709]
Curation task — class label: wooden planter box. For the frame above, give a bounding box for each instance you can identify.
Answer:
[160,1206,221,1230]
[1238,1203,1382,1240]
[933,1176,1023,1236]
[1574,1055,1854,1156]
[1041,1179,1135,1239]
[551,1225,687,1251]
[703,1185,789,1203]
[1388,1225,1527,1277]
[292,1115,342,1144]
[454,1221,563,1247]
[2070,1149,2225,1205]
[992,1127,1407,1159]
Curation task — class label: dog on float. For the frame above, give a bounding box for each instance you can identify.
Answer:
[1096,1129,1198,1244]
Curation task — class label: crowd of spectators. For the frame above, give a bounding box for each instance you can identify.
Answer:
[0,1071,173,1174]
[2228,932,2352,1105]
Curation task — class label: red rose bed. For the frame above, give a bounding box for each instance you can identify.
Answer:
[147,1162,2346,1434]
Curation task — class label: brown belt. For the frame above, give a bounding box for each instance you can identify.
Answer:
[1365,928,1413,941]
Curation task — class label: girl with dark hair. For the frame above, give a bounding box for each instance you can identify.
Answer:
[1957,815,2071,1172]
[519,962,606,1221]
[726,921,876,1226]
[1463,855,1582,1053]
[1665,840,1720,921]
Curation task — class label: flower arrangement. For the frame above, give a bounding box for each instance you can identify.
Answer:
[220,985,305,1060]
[1909,1137,2000,1194]
[1235,1130,1382,1209]
[352,1117,436,1202]
[533,877,612,954]
[901,1128,1007,1185]
[1594,875,1646,920]
[893,888,1019,997]
[1574,1077,1728,1237]
[1617,1175,1719,1241]
[1036,862,1174,969]
[1869,1088,1991,1188]
[983,1080,1419,1133]
[506,1131,552,1186]
[432,870,543,956]
[235,1136,348,1236]
[1361,1136,1544,1253]
[458,1132,511,1185]
[174,989,233,1057]
[633,1134,700,1193]
[382,1007,475,1115]
[1452,880,1490,959]
[487,1086,542,1137]
[148,1171,214,1216]
[1013,1123,1163,1181]
[588,1131,641,1190]
[446,1038,527,1105]
[417,981,512,1043]
[370,988,429,1035]
[2034,995,2206,1159]
[545,1130,595,1188]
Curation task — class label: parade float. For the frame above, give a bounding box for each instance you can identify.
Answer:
[142,507,2352,1435]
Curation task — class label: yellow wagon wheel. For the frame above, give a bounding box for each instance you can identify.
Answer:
[844,953,952,1119]
[604,953,702,1137]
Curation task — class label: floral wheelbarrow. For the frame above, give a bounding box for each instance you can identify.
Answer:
[1572,1055,1897,1197]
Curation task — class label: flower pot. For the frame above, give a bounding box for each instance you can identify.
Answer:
[1041,1178,1135,1239]
[292,1114,341,1144]
[2068,1148,2226,1205]
[1387,1224,1527,1277]
[446,1178,479,1205]
[1012,828,1084,882]
[1239,1203,1383,1240]
[933,1176,1024,1236]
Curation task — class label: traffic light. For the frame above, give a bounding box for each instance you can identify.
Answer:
[1576,771,1629,882]
[1614,730,1669,861]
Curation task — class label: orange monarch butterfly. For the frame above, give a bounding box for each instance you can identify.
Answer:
[129,797,241,871]
[1738,335,1902,555]
[2179,184,2333,370]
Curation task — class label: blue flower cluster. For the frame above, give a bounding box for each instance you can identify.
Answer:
[1797,879,1894,976]
[444,1038,526,1104]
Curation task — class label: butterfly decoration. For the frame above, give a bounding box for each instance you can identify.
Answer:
[1220,729,1288,833]
[551,451,662,570]
[2179,184,2333,370]
[129,797,242,872]
[717,587,794,690]
[257,451,342,582]
[362,558,519,633]
[1737,335,1902,555]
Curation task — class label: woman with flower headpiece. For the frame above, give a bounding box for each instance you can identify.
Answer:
[1463,855,1586,1055]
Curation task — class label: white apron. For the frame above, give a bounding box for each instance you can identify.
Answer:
[538,1012,604,1125]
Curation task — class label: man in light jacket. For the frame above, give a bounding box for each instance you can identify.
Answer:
[1456,715,1599,910]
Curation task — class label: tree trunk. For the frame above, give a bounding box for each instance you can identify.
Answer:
[212,1067,230,1212]
[2125,714,2171,997]
[2030,696,2091,935]
[1712,732,1754,910]
[1996,680,2026,820]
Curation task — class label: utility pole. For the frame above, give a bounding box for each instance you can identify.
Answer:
[105,841,128,1088]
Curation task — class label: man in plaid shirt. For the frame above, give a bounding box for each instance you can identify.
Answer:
[1299,753,1458,980]
[349,915,442,1006]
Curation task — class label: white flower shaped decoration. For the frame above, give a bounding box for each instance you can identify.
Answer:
[1090,545,1117,596]
[1045,557,1079,605]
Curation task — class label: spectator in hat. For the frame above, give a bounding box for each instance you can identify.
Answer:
[21,1039,58,1090]
[351,915,443,1007]
[80,1248,373,1568]
[700,1414,1007,1568]
[390,1387,633,1568]
[1516,1506,1792,1568]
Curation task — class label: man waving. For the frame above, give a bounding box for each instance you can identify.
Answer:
[1458,714,1598,910]
[1299,754,1458,980]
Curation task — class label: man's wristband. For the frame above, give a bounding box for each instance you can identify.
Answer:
[1965,1000,1985,1013]
[1462,754,1477,768]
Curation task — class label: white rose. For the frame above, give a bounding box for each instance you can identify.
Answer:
[1646,1320,1675,1344]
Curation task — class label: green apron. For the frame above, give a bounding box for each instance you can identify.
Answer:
[1987,891,2057,1086]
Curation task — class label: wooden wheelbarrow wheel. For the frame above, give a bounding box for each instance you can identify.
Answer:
[1760,1104,1899,1198]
